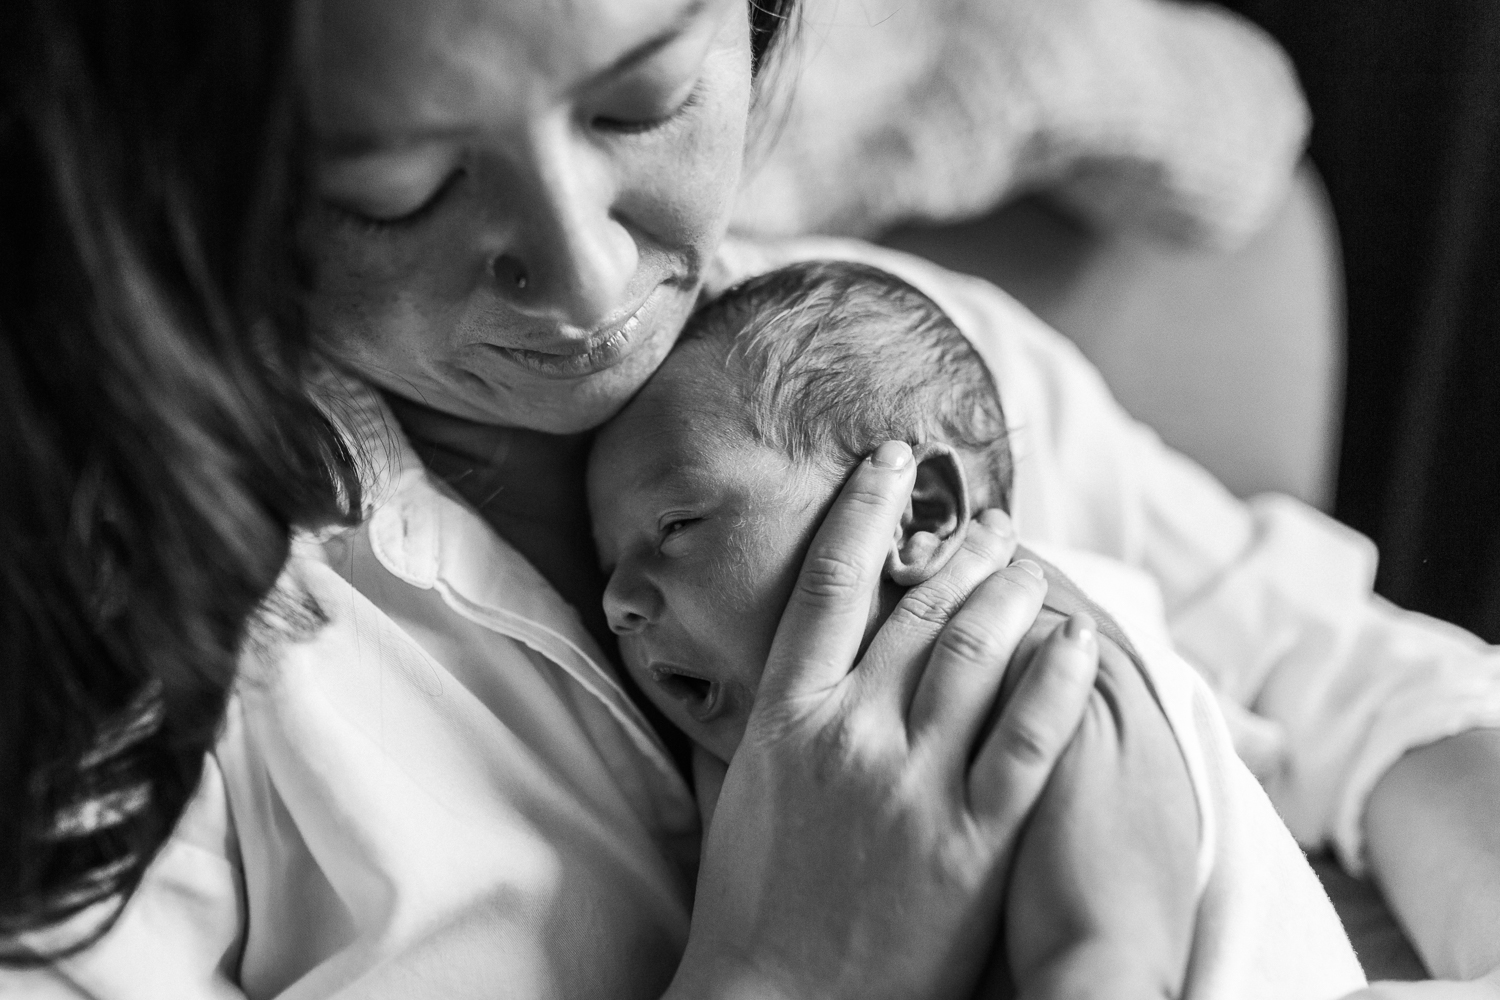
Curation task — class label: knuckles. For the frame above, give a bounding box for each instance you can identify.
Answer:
[892,579,968,630]
[933,615,1005,667]
[838,483,903,514]
[795,551,869,601]
[992,712,1056,768]
[960,521,1016,564]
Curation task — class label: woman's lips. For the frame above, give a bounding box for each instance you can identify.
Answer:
[493,285,667,380]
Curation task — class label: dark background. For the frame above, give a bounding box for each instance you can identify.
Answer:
[1221,0,1500,641]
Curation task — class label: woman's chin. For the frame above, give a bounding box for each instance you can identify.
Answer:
[470,347,675,434]
[350,318,681,433]
[458,291,691,432]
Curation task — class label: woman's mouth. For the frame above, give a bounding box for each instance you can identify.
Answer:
[493,285,668,380]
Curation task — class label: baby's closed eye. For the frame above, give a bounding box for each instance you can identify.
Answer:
[659,516,700,537]
[657,515,704,554]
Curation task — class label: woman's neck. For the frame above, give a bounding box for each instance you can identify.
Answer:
[382,390,694,774]
[381,391,614,657]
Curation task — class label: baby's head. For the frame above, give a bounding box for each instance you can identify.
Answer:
[588,260,1011,763]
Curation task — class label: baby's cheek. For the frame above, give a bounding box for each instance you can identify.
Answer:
[709,522,802,677]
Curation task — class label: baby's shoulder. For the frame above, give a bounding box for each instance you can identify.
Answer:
[1021,540,1171,654]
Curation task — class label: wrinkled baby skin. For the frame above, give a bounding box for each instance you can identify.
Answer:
[588,339,842,763]
[588,338,1200,999]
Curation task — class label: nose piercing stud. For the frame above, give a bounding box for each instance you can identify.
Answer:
[492,254,529,292]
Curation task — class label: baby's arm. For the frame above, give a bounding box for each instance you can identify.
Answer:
[983,610,1200,1000]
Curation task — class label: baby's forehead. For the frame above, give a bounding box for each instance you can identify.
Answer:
[599,365,754,476]
[628,343,756,436]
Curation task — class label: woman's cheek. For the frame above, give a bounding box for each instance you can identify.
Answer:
[302,209,495,371]
[306,209,486,315]
[619,17,753,252]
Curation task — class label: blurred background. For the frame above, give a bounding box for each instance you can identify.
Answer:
[848,6,1500,977]
[1226,0,1500,645]
[879,1,1500,647]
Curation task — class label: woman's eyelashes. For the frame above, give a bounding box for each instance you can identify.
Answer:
[322,62,707,234]
[592,80,704,136]
[330,167,468,233]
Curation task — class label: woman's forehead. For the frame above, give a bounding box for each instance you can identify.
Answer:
[310,0,724,141]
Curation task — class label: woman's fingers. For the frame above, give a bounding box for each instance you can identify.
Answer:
[759,441,916,706]
[694,479,1089,1000]
[903,555,1047,755]
[854,507,1018,718]
[969,615,1099,835]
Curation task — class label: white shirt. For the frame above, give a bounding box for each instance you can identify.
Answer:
[1027,544,1365,999]
[712,237,1500,872]
[15,399,699,999]
[11,237,1500,997]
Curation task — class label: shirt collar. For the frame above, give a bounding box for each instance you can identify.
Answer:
[310,377,685,790]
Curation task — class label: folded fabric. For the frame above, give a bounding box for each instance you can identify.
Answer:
[732,0,1310,248]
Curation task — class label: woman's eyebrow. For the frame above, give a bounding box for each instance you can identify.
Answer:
[595,0,711,80]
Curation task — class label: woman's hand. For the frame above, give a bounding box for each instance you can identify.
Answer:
[668,441,1100,1000]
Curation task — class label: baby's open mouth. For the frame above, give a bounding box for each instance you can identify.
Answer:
[649,664,723,719]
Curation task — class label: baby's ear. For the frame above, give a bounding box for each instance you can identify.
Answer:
[885,442,971,587]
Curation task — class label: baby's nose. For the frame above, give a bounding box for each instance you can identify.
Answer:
[602,564,660,634]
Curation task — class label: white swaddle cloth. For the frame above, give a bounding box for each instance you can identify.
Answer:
[1029,541,1367,999]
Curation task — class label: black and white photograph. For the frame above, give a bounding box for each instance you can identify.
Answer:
[3,0,1498,996]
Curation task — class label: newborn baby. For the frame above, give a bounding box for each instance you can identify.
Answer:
[587,260,1365,1000]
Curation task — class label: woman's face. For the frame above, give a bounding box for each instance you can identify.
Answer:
[303,0,754,432]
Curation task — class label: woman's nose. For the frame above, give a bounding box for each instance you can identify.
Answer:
[602,562,662,635]
[492,124,639,330]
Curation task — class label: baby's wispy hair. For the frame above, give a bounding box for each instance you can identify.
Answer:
[681,259,1013,511]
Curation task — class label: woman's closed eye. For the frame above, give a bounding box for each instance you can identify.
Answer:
[592,80,704,136]
[328,170,468,235]
[319,140,471,235]
[587,21,713,137]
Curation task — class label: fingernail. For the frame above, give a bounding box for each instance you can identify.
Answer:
[1064,613,1097,650]
[978,508,1015,538]
[1014,558,1044,580]
[870,440,912,470]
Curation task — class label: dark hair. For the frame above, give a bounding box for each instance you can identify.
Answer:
[750,0,798,74]
[683,260,1014,510]
[1,0,804,963]
[0,0,361,961]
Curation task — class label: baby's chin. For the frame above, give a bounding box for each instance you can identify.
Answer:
[619,660,750,765]
[693,722,746,769]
